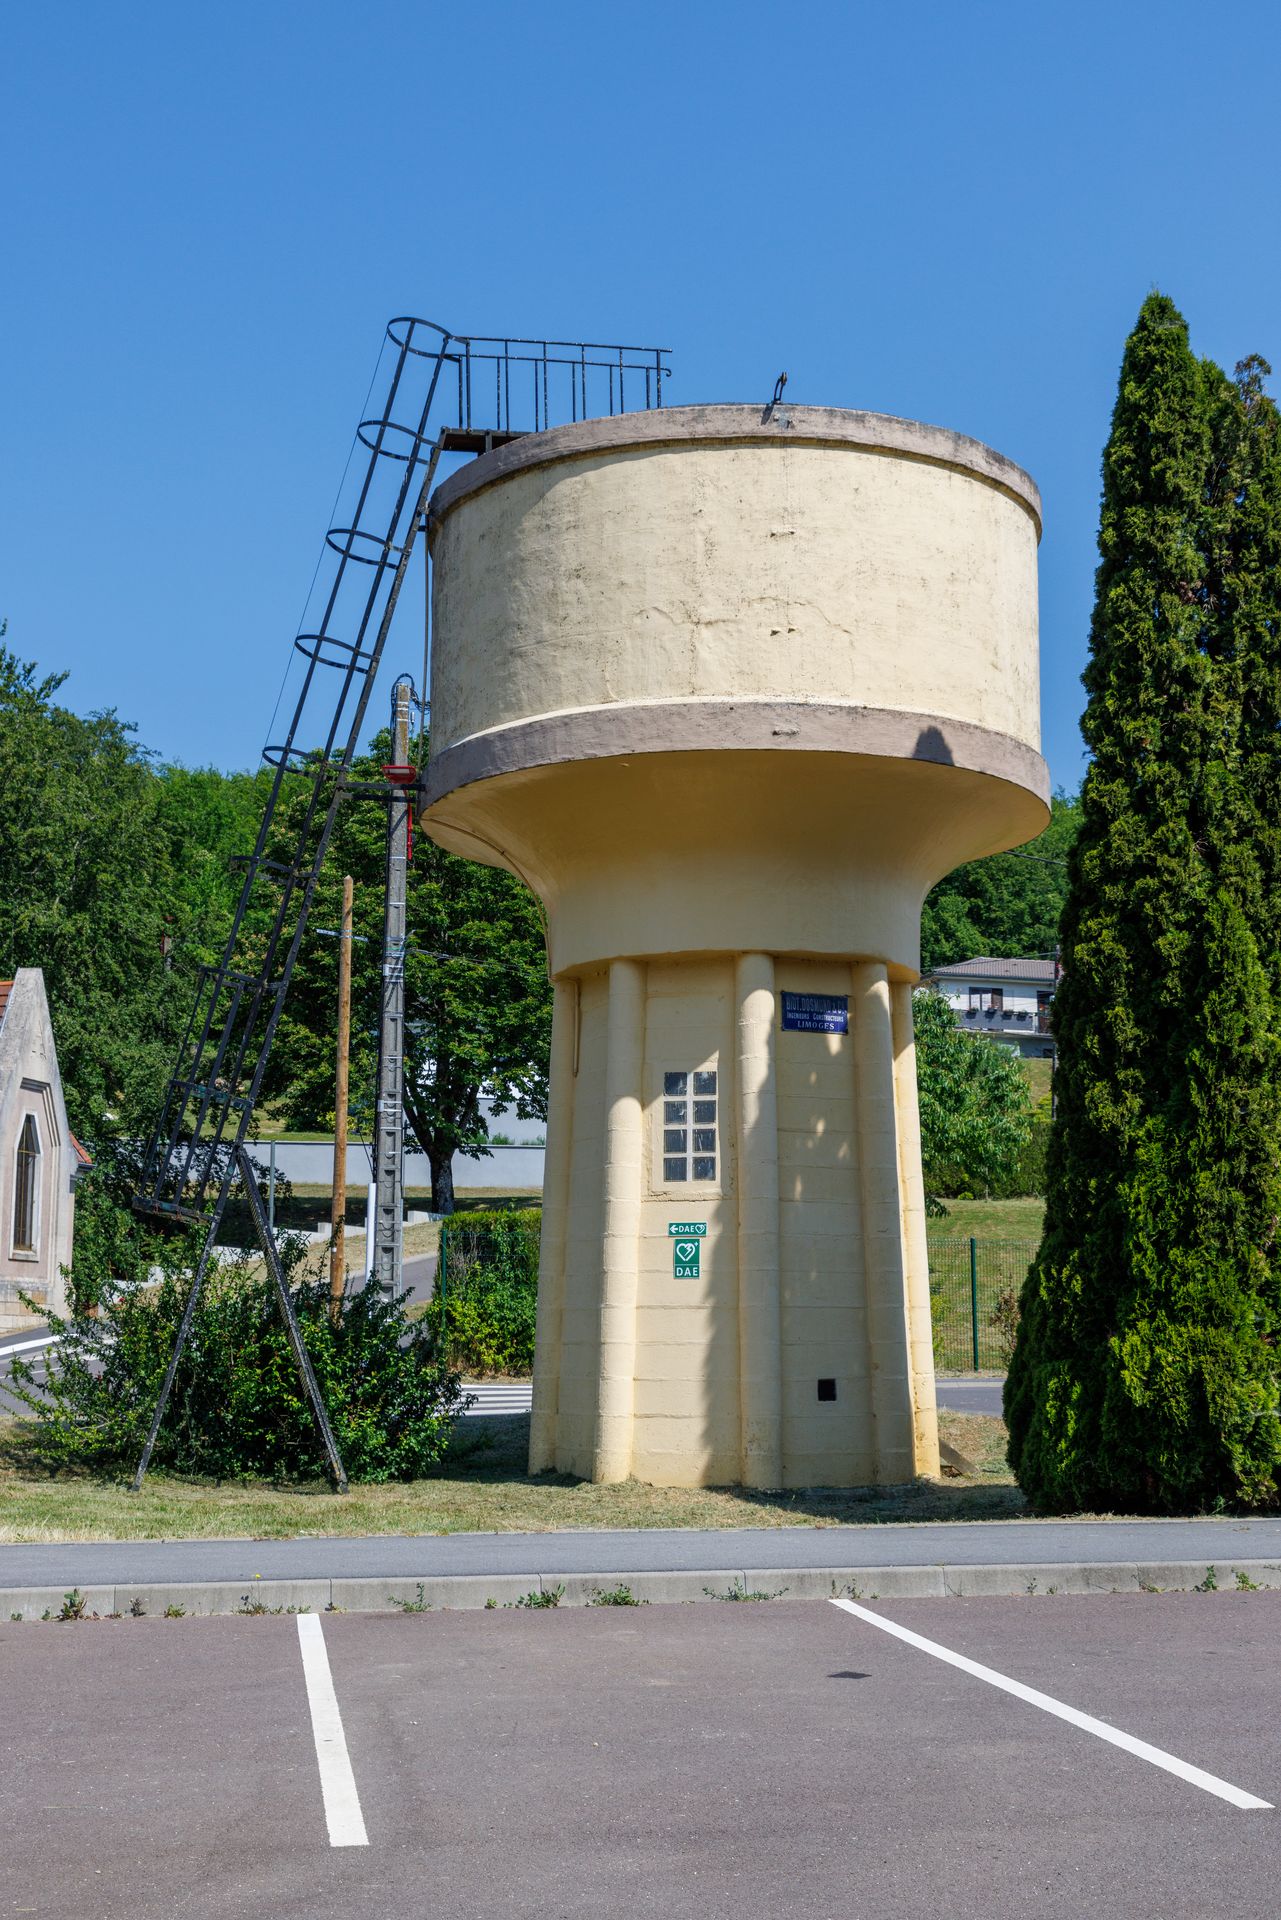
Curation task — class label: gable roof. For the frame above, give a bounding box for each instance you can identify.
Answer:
[0,979,11,1031]
[926,955,1057,983]
[70,1133,93,1169]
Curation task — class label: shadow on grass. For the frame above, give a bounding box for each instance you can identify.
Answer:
[1,1409,1026,1525]
[447,1412,1028,1525]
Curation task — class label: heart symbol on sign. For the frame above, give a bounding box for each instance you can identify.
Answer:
[675,1243,697,1262]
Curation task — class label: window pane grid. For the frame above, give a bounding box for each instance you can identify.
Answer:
[658,1068,717,1184]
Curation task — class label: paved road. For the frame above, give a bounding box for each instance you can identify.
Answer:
[400,1249,436,1301]
[5,1512,1281,1591]
[936,1374,1005,1416]
[4,1592,1280,1918]
[447,1377,1009,1418]
[0,1321,54,1415]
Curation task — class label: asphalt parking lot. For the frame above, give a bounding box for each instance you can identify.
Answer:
[4,1590,1281,1920]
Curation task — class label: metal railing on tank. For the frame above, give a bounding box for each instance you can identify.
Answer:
[385,319,671,446]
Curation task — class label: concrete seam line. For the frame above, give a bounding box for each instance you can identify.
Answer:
[829,1598,1272,1811]
[296,1614,369,1846]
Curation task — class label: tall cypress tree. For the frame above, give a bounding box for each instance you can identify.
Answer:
[1229,357,1281,968]
[1006,294,1281,1513]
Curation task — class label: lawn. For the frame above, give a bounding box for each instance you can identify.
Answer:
[0,1197,1041,1542]
[1021,1056,1054,1106]
[927,1195,1045,1241]
[0,1410,1021,1544]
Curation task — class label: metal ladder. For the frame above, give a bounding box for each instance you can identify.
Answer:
[130,319,671,1488]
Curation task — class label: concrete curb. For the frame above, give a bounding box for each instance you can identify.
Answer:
[4,1558,1281,1619]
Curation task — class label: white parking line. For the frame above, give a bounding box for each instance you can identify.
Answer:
[296,1614,369,1846]
[0,1335,57,1358]
[829,1597,1272,1811]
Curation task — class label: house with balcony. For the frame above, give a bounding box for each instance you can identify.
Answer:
[923,955,1057,1060]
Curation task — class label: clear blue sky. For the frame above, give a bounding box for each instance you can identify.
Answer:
[4,1,1279,794]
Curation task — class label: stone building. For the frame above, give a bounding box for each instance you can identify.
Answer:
[0,970,89,1332]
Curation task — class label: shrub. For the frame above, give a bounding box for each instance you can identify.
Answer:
[982,1113,1052,1199]
[988,1287,1021,1367]
[424,1208,540,1376]
[11,1244,469,1482]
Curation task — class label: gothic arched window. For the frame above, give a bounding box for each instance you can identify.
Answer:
[13,1113,39,1253]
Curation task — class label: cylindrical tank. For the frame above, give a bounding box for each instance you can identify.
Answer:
[422,404,1047,1489]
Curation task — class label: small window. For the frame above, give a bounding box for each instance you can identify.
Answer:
[658,1068,718,1185]
[13,1113,40,1253]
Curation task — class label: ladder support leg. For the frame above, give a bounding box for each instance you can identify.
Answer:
[236,1147,350,1493]
[130,1231,217,1492]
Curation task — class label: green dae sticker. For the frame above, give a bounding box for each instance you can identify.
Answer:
[669,1220,706,1279]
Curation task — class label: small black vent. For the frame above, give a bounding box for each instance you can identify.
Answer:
[817,1378,837,1402]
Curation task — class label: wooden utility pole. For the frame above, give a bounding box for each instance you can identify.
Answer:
[329,873,354,1320]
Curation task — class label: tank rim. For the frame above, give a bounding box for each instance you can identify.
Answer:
[427,401,1042,535]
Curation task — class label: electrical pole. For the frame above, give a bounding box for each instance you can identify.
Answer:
[329,873,353,1321]
[372,678,415,1299]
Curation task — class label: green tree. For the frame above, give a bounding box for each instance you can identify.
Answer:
[264,734,551,1212]
[154,761,275,968]
[1228,355,1281,971]
[0,630,285,1295]
[913,990,1032,1211]
[920,790,1080,973]
[1006,294,1281,1514]
[0,634,188,1137]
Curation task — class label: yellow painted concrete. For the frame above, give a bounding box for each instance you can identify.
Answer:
[421,407,1045,1489]
[430,434,1039,753]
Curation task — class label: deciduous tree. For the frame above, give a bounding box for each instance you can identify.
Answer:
[912,990,1032,1212]
[264,733,551,1213]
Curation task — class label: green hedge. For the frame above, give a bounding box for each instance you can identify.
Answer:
[424,1208,542,1377]
[11,1252,469,1482]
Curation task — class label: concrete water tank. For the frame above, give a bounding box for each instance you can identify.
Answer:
[421,404,1047,1489]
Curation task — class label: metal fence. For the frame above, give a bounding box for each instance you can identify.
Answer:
[928,1238,1037,1373]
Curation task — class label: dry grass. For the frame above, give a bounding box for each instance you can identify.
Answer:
[0,1410,1021,1545]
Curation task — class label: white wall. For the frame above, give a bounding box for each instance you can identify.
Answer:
[249,1139,544,1195]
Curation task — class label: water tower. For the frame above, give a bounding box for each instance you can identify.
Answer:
[421,402,1047,1489]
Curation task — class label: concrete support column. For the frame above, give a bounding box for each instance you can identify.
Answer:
[734,953,783,1489]
[529,980,577,1473]
[890,981,941,1477]
[591,958,646,1483]
[850,961,916,1483]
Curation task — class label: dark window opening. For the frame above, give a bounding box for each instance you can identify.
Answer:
[13,1114,39,1252]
